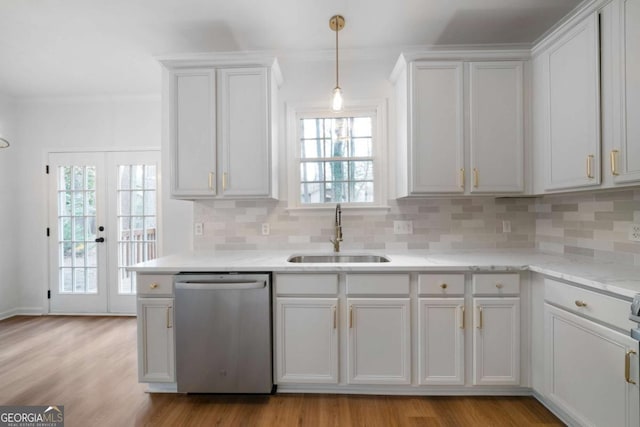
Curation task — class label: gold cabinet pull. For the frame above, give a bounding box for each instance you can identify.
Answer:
[208,172,215,190]
[223,172,228,191]
[149,283,159,289]
[574,300,588,308]
[349,305,353,328]
[166,306,172,329]
[440,283,448,290]
[586,155,594,179]
[333,305,337,329]
[611,150,619,176]
[477,306,483,329]
[460,306,465,330]
[626,350,637,384]
[473,168,479,188]
[459,168,465,189]
[495,283,503,289]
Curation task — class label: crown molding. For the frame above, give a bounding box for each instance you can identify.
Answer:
[531,0,611,56]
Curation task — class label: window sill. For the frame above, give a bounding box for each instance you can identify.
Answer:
[285,205,391,216]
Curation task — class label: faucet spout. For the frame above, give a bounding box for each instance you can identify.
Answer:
[330,204,343,252]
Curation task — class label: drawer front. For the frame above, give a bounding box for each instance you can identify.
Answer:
[545,278,634,331]
[276,274,338,295]
[418,274,465,296]
[346,274,410,296]
[137,274,174,296]
[472,274,520,295]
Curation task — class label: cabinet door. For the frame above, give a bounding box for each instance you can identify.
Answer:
[276,298,339,384]
[137,298,175,382]
[169,69,217,198]
[409,62,465,193]
[473,297,520,385]
[469,62,524,193]
[347,298,411,384]
[545,304,639,427]
[219,67,270,197]
[612,0,640,183]
[418,298,465,385]
[546,15,601,190]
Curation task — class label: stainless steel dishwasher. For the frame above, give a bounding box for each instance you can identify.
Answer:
[174,273,273,394]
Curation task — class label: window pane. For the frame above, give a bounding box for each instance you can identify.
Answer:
[145,165,156,190]
[352,117,372,137]
[325,182,348,203]
[86,218,96,241]
[132,165,144,189]
[350,161,374,181]
[61,218,72,241]
[300,183,323,204]
[72,166,84,191]
[132,191,144,215]
[326,161,347,181]
[86,167,96,191]
[302,119,323,139]
[86,243,97,267]
[61,268,73,292]
[60,167,72,191]
[74,268,86,292]
[351,138,372,157]
[73,218,85,241]
[301,162,323,182]
[301,139,325,159]
[73,192,84,216]
[144,191,156,216]
[59,192,71,216]
[86,269,97,293]
[119,166,131,190]
[74,242,85,267]
[351,181,374,203]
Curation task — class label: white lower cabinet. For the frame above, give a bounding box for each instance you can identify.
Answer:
[276,298,339,384]
[137,297,175,383]
[472,297,520,385]
[545,303,639,427]
[347,298,411,384]
[418,298,465,385]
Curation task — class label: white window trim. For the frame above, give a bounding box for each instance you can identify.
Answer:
[286,99,388,211]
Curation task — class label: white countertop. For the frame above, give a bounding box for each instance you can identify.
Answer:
[129,249,640,299]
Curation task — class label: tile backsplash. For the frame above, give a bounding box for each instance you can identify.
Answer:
[535,189,640,265]
[193,198,537,252]
[194,188,640,266]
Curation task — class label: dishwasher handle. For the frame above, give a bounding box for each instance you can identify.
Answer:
[175,281,266,291]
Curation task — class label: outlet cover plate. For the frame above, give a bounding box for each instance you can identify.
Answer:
[629,224,640,242]
[393,220,413,235]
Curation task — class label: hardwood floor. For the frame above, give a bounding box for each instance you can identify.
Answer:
[0,316,563,426]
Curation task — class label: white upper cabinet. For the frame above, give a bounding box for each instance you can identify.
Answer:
[170,69,217,198]
[162,55,281,200]
[219,68,270,197]
[610,0,640,183]
[469,62,524,193]
[392,55,525,197]
[545,15,601,190]
[408,61,465,194]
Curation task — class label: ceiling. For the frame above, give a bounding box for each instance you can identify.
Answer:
[0,0,583,97]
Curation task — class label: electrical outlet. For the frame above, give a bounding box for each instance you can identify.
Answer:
[629,224,640,242]
[393,220,413,235]
[502,220,512,233]
[194,222,203,236]
[261,223,270,236]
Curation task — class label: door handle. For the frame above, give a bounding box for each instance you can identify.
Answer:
[625,350,636,384]
[95,237,105,243]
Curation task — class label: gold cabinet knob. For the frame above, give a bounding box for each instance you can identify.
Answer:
[149,283,159,289]
[575,300,587,308]
[440,283,448,290]
[496,283,503,289]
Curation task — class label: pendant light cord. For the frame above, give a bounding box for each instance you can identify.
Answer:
[335,21,339,89]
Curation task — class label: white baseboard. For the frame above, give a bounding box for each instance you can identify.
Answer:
[276,384,533,396]
[0,307,44,320]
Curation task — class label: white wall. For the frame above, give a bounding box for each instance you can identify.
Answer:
[15,96,165,312]
[0,93,19,318]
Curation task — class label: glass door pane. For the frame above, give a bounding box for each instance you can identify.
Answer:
[49,152,107,313]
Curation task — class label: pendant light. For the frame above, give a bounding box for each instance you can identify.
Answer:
[329,15,345,112]
[0,138,9,149]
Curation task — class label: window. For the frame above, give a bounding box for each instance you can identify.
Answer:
[292,106,384,206]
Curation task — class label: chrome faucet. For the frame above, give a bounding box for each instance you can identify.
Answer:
[330,203,343,252]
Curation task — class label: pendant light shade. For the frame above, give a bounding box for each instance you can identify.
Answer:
[0,138,9,149]
[329,15,345,112]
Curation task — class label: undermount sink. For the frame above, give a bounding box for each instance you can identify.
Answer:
[287,254,391,263]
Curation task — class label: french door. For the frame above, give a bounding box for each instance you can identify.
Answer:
[48,150,160,314]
